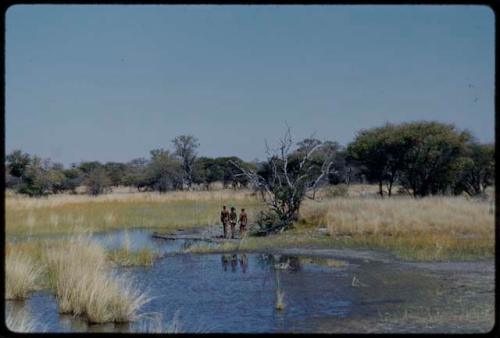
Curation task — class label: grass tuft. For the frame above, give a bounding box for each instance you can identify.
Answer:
[107,247,157,267]
[44,237,150,323]
[5,253,42,300]
[5,309,41,333]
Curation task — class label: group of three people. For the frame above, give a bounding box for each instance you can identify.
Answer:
[220,205,247,239]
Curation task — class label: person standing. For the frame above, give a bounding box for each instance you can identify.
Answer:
[229,207,237,239]
[220,205,229,238]
[239,208,248,237]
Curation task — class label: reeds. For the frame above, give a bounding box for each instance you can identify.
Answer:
[5,252,42,300]
[275,290,285,311]
[107,247,156,267]
[5,309,41,333]
[44,237,150,323]
[300,196,494,260]
[5,237,150,324]
[6,189,263,236]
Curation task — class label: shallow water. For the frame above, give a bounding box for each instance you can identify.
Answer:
[6,252,357,333]
[5,230,493,333]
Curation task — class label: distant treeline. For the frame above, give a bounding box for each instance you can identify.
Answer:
[5,121,494,198]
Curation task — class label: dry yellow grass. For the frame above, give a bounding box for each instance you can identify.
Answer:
[107,248,157,267]
[44,237,150,323]
[6,186,494,260]
[5,252,42,300]
[6,309,41,333]
[5,237,150,324]
[6,189,263,236]
[188,193,494,260]
[299,196,494,260]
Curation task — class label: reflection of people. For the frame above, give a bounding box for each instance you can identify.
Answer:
[231,254,238,272]
[220,206,229,238]
[239,208,248,237]
[239,253,248,273]
[229,207,237,239]
[221,255,229,271]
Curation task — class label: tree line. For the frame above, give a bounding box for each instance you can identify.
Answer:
[5,121,494,199]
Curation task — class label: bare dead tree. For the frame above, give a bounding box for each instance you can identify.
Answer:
[230,127,335,234]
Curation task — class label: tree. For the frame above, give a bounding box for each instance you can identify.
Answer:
[192,157,215,190]
[46,168,66,194]
[103,162,127,186]
[62,167,84,193]
[327,148,363,185]
[84,167,111,195]
[347,124,407,197]
[397,121,470,197]
[231,128,335,234]
[454,142,494,196]
[172,135,200,189]
[122,158,149,191]
[17,156,51,197]
[144,149,183,192]
[6,150,31,179]
[78,161,102,175]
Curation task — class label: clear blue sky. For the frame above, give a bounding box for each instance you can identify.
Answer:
[6,5,495,166]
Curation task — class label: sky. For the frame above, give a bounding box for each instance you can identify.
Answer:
[6,5,495,166]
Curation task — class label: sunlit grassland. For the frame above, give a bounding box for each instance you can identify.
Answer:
[6,189,263,236]
[6,185,495,260]
[187,191,494,261]
[299,195,494,260]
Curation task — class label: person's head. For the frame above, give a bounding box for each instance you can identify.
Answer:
[231,207,235,211]
[222,205,226,210]
[241,208,245,212]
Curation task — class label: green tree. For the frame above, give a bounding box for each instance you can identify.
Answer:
[172,135,200,189]
[454,142,494,196]
[122,158,149,191]
[6,150,31,179]
[46,168,66,194]
[17,156,51,197]
[347,124,407,196]
[397,121,470,197]
[78,161,102,175]
[62,167,84,193]
[84,167,112,195]
[103,162,127,186]
[145,149,183,192]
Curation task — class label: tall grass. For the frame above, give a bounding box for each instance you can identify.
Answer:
[5,252,42,300]
[300,196,494,260]
[6,189,263,236]
[188,194,493,260]
[5,309,42,333]
[44,237,150,323]
[5,237,150,324]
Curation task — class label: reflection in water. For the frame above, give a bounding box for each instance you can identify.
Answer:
[231,254,238,272]
[255,254,302,272]
[221,255,229,271]
[220,254,249,273]
[239,254,248,273]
